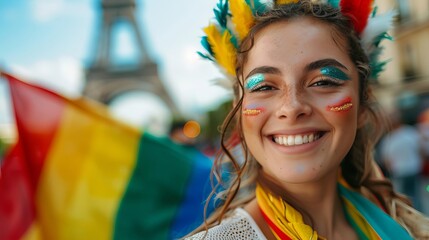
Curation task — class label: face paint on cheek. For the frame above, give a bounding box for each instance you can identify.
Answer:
[327,97,353,112]
[295,164,306,173]
[243,104,265,116]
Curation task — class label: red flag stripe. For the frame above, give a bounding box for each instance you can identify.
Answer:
[3,72,65,186]
[0,72,65,239]
[0,142,36,240]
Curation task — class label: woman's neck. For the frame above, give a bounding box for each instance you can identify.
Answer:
[257,171,357,239]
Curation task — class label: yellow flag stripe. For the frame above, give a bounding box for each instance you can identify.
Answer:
[35,102,140,239]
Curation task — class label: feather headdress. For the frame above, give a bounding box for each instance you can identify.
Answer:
[198,0,395,85]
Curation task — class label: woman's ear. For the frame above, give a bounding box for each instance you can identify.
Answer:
[357,107,368,128]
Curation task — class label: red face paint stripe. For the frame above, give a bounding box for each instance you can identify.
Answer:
[327,97,353,112]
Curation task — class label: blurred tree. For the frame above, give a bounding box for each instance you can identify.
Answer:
[205,100,232,143]
[0,138,7,162]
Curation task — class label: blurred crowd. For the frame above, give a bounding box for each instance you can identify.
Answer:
[376,106,429,215]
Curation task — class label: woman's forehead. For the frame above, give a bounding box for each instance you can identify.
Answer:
[243,17,352,76]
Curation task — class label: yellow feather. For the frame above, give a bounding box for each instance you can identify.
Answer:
[230,0,255,41]
[204,24,237,76]
[276,0,299,4]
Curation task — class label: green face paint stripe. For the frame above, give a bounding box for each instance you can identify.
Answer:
[245,73,265,90]
[320,66,350,81]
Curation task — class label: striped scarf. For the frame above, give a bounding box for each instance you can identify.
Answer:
[256,182,413,239]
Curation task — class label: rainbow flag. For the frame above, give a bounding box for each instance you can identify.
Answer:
[0,72,214,239]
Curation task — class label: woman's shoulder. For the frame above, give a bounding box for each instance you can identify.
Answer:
[184,208,267,240]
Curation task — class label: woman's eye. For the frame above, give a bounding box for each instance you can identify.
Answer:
[251,85,274,92]
[310,79,342,87]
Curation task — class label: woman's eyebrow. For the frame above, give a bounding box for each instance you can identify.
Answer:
[305,58,348,72]
[245,66,281,80]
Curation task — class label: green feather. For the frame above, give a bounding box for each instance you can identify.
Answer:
[214,0,229,28]
[201,36,214,56]
[368,32,393,82]
[372,6,377,17]
[327,0,341,8]
[225,29,238,49]
[373,33,393,47]
[370,60,390,82]
[245,0,267,15]
[197,51,215,61]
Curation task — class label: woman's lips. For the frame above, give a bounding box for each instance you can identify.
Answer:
[272,131,326,146]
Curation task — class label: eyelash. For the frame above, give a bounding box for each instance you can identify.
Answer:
[247,77,343,92]
[249,83,274,92]
[310,78,343,87]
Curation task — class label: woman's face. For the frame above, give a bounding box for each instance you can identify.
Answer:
[241,17,362,184]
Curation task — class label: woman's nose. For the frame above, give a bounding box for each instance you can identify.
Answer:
[275,88,312,122]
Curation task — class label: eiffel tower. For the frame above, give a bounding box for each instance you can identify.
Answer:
[84,0,180,117]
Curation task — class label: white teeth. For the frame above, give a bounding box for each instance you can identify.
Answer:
[303,135,308,144]
[294,135,303,145]
[287,135,294,145]
[273,132,321,146]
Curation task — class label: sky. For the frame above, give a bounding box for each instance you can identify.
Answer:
[0,0,232,134]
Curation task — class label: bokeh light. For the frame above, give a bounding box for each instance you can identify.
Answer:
[183,120,200,138]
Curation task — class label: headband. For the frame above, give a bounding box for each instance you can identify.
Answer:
[198,0,395,87]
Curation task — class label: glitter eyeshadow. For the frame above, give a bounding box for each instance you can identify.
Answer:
[320,66,350,81]
[245,73,265,90]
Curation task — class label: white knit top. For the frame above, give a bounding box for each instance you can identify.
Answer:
[184,208,267,240]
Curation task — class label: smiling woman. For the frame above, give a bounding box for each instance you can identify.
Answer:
[185,0,429,239]
[241,18,361,184]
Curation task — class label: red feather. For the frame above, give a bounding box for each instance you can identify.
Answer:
[340,0,374,34]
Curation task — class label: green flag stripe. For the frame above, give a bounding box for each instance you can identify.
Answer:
[114,133,194,239]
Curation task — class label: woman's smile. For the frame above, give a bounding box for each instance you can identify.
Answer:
[272,131,326,146]
[266,130,329,155]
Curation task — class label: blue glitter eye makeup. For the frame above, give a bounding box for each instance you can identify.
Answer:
[320,66,350,81]
[245,73,265,90]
